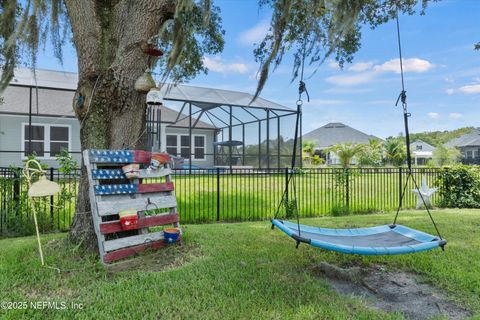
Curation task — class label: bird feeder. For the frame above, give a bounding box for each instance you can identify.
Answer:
[23,159,61,266]
[146,87,163,106]
[134,69,156,93]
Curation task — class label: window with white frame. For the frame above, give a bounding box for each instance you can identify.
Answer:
[165,134,206,160]
[23,123,70,158]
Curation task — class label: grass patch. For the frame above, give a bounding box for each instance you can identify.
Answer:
[0,209,479,319]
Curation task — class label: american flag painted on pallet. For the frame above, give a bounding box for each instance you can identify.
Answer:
[84,149,180,265]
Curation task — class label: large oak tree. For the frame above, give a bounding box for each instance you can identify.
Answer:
[0,0,433,250]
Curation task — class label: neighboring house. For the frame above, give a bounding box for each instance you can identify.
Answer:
[302,122,382,165]
[445,128,480,164]
[410,140,435,166]
[0,68,217,168]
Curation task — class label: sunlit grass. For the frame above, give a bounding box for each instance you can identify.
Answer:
[0,209,478,319]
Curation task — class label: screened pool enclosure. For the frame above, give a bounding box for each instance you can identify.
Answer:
[146,84,300,169]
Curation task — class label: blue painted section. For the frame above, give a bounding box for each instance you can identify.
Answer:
[272,219,444,255]
[89,149,134,163]
[94,184,138,195]
[281,220,392,236]
[91,169,125,180]
[392,224,438,242]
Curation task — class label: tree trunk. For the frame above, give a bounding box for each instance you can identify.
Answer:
[65,0,175,251]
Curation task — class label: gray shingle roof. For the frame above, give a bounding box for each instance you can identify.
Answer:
[445,128,480,147]
[410,140,436,152]
[156,106,216,129]
[1,68,215,129]
[302,122,382,149]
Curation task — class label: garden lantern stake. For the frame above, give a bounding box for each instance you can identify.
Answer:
[23,159,60,266]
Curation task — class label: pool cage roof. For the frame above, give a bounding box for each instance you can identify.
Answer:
[159,84,298,128]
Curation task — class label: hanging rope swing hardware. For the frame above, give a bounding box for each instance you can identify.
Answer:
[269,9,446,255]
[392,8,444,245]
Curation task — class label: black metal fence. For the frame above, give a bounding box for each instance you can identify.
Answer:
[0,166,447,236]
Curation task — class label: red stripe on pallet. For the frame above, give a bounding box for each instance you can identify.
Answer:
[100,213,179,234]
[137,182,174,193]
[103,238,181,263]
[133,150,152,164]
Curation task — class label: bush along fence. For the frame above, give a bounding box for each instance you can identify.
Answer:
[1,165,479,236]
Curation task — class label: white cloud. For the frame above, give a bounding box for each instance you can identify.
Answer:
[427,112,440,119]
[373,58,435,74]
[458,84,480,94]
[237,20,269,46]
[327,60,341,71]
[349,62,374,72]
[325,72,376,86]
[446,88,455,95]
[449,112,463,119]
[203,56,249,74]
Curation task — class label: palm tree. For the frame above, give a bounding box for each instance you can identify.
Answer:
[327,143,365,169]
[384,138,407,167]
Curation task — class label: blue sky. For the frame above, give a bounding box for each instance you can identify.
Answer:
[36,0,480,139]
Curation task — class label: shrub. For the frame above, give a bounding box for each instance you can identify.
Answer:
[436,165,480,208]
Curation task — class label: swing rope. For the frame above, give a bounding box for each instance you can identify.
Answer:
[273,39,309,245]
[391,9,443,241]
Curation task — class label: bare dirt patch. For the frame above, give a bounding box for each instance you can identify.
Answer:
[310,262,471,320]
[105,241,202,273]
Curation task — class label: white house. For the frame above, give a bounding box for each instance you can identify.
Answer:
[410,139,436,166]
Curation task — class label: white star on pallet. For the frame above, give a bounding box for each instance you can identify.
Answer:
[411,176,437,209]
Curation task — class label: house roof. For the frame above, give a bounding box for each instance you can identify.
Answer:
[445,128,480,147]
[9,67,78,90]
[410,139,436,152]
[155,106,216,130]
[0,84,214,129]
[302,122,381,149]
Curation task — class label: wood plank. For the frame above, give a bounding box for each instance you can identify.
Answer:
[91,167,171,180]
[97,195,177,216]
[103,239,172,263]
[83,150,107,262]
[88,150,169,165]
[94,182,174,195]
[138,168,172,179]
[91,169,125,180]
[104,230,164,252]
[138,182,174,193]
[100,213,179,234]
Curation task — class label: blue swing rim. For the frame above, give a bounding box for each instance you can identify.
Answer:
[272,219,446,255]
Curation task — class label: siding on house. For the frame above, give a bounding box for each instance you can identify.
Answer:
[0,114,81,168]
[445,128,480,163]
[163,127,216,168]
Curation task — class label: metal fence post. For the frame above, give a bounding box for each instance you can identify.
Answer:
[50,168,55,226]
[13,168,20,202]
[345,168,349,212]
[398,167,403,208]
[216,168,220,222]
[285,167,289,205]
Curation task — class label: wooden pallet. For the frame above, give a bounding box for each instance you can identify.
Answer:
[83,149,180,264]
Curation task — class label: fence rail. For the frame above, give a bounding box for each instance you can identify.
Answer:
[0,166,448,236]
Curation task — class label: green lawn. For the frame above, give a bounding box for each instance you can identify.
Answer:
[1,209,479,319]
